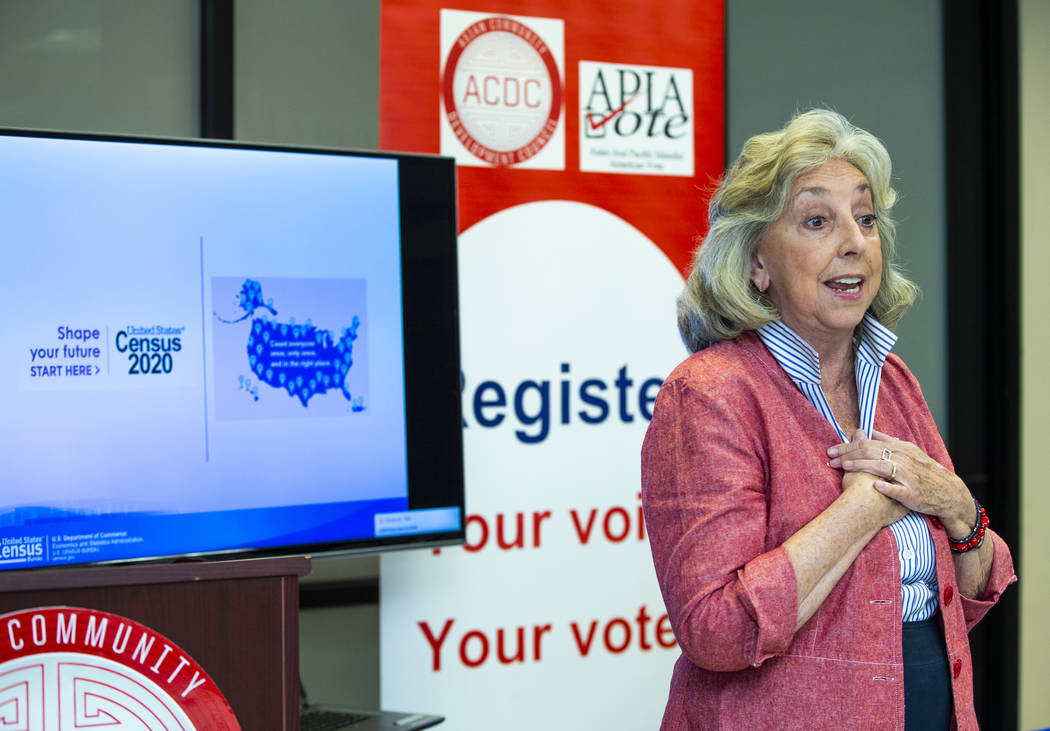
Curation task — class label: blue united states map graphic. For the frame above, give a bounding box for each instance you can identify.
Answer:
[216,279,364,411]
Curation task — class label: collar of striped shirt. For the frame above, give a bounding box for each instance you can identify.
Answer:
[755,314,897,441]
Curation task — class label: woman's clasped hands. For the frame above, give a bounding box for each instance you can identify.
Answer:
[828,429,976,537]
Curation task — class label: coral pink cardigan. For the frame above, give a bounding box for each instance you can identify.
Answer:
[641,332,1015,730]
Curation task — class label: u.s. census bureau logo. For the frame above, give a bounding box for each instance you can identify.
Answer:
[0,607,239,729]
[440,10,564,169]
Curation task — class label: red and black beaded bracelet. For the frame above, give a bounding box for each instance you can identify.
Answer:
[947,498,989,554]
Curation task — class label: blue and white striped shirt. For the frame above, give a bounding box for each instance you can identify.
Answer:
[757,315,938,622]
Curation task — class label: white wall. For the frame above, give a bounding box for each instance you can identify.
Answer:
[1019,1,1050,727]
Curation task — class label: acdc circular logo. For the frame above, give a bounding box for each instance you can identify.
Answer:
[0,607,239,730]
[442,16,562,166]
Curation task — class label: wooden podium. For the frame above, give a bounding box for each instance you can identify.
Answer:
[0,555,312,729]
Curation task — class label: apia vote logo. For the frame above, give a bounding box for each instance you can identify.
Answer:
[579,61,694,177]
[440,10,564,169]
[0,606,240,729]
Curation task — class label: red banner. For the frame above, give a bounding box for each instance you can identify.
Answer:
[380,0,723,272]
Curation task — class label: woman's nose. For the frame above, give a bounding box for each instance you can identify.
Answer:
[837,218,869,256]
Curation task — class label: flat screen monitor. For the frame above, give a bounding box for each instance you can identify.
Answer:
[0,129,464,571]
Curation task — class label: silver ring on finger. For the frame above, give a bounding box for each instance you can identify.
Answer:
[881,448,893,462]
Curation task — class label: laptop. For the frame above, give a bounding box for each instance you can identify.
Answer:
[299,683,444,731]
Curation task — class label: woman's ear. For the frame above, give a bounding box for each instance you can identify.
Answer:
[750,252,770,292]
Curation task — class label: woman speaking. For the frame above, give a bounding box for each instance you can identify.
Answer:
[641,109,1015,730]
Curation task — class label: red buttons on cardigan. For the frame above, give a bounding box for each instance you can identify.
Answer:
[953,658,962,679]
[943,586,954,606]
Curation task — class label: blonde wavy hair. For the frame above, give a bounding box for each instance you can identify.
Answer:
[678,109,920,352]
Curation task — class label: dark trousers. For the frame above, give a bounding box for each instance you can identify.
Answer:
[902,618,953,730]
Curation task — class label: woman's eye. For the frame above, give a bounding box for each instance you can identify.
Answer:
[858,214,877,228]
[805,216,825,229]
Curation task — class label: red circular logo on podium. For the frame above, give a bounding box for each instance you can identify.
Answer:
[442,16,562,166]
[0,606,240,729]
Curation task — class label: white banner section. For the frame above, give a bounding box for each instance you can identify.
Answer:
[381,200,686,730]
